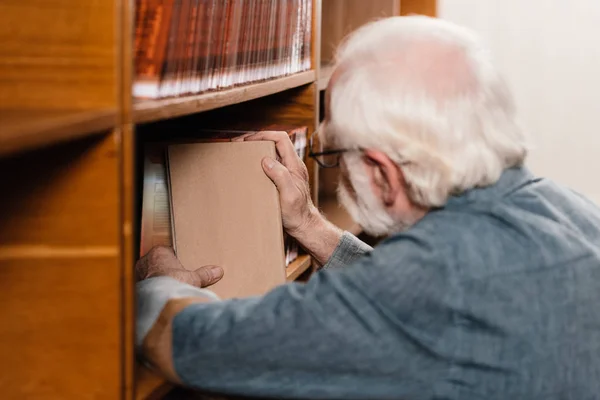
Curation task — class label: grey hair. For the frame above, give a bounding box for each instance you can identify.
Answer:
[325,16,528,207]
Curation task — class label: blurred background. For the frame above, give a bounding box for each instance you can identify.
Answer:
[440,0,600,204]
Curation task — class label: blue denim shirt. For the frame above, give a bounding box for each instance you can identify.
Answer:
[137,167,600,399]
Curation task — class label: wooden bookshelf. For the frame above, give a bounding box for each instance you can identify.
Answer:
[286,255,313,281]
[318,64,335,91]
[1,0,425,398]
[320,0,400,67]
[134,71,316,124]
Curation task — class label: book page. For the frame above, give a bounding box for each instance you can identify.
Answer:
[140,143,172,256]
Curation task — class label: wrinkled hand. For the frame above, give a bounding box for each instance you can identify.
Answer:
[136,246,224,288]
[237,131,320,237]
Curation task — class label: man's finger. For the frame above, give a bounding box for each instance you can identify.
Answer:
[244,131,302,172]
[192,265,224,288]
[262,157,297,194]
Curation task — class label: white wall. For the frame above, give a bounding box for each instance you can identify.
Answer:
[439,0,600,204]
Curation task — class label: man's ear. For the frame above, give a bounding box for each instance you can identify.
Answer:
[363,149,403,207]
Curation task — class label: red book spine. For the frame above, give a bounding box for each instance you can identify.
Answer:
[191,0,205,93]
[158,0,181,97]
[135,0,176,98]
[183,0,199,95]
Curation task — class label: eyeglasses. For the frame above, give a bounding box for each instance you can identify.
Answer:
[308,129,352,168]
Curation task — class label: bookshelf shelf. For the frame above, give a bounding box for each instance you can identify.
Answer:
[133,71,316,124]
[318,64,335,91]
[286,255,313,281]
[320,197,362,236]
[136,366,173,400]
[0,108,117,157]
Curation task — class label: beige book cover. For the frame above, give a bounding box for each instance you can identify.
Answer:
[167,141,286,299]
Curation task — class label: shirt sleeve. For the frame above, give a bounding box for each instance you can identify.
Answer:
[170,232,456,399]
[135,232,372,347]
[321,231,373,270]
[136,277,219,348]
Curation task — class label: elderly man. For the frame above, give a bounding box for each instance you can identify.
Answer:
[136,16,600,399]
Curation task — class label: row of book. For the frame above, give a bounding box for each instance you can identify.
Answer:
[140,127,307,271]
[134,0,313,99]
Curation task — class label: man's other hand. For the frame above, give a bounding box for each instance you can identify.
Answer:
[136,246,224,288]
[237,131,320,237]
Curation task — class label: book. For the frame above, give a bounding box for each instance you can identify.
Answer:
[167,141,286,299]
[139,142,173,255]
[134,0,176,98]
[139,127,307,268]
[133,0,313,99]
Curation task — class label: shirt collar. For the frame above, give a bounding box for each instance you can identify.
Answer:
[444,166,537,208]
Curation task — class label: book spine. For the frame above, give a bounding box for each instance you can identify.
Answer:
[135,0,176,98]
[190,0,204,94]
[182,0,198,95]
[158,0,181,97]
[217,0,234,89]
[175,0,191,96]
[303,0,312,71]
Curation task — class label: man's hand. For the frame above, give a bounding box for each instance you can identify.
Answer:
[136,246,224,288]
[239,131,344,266]
[238,131,320,237]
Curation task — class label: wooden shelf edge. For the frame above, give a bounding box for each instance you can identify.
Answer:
[286,254,312,281]
[136,364,174,400]
[317,64,334,91]
[0,108,117,158]
[319,197,362,236]
[133,70,316,124]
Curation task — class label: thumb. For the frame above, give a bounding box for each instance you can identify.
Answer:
[262,157,294,193]
[191,265,224,288]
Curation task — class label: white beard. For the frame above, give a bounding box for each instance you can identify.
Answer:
[337,160,418,237]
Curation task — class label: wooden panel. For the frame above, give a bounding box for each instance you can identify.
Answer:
[320,197,362,236]
[400,0,437,17]
[118,0,135,394]
[0,134,122,398]
[320,0,397,64]
[0,257,121,399]
[120,124,137,400]
[286,255,313,281]
[133,71,316,124]
[318,63,334,91]
[0,108,117,157]
[0,135,120,246]
[0,0,117,110]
